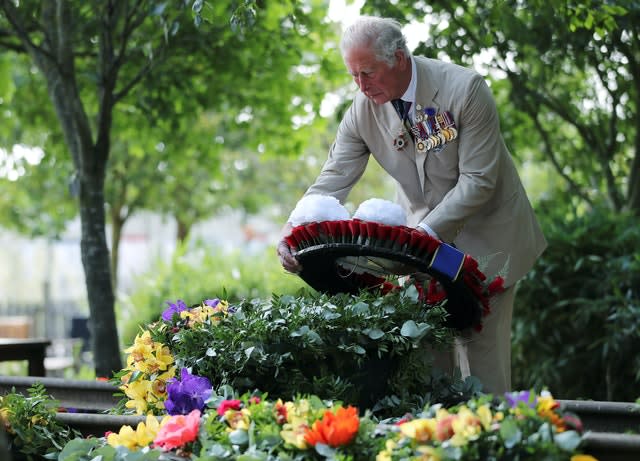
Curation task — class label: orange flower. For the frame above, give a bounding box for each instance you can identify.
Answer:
[304,406,359,448]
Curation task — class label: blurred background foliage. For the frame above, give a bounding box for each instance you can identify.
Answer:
[512,205,640,402]
[117,242,309,346]
[1,0,639,400]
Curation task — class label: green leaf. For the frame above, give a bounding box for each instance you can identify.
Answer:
[314,442,337,457]
[366,328,385,340]
[229,429,249,446]
[58,438,103,461]
[290,325,310,337]
[400,320,430,339]
[351,301,370,315]
[499,418,522,449]
[554,430,582,452]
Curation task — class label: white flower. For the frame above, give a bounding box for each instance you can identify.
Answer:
[288,194,350,226]
[353,198,407,226]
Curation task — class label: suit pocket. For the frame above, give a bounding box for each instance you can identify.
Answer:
[425,138,459,186]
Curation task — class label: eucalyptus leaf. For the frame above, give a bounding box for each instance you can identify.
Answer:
[400,320,430,339]
[306,330,324,344]
[554,430,582,452]
[229,429,249,445]
[499,418,522,449]
[314,442,337,457]
[367,328,385,340]
[244,346,256,359]
[290,325,310,337]
[323,311,342,321]
[351,301,370,315]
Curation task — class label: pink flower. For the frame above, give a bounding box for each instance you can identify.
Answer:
[153,409,200,451]
[217,399,242,416]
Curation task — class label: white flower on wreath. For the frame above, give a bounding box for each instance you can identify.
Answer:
[288,194,350,226]
[353,198,407,226]
[289,195,407,228]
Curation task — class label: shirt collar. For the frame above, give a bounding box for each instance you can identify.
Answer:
[399,55,417,119]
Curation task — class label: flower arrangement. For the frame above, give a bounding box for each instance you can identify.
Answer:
[55,387,597,461]
[1,291,598,460]
[113,289,469,417]
[284,196,505,331]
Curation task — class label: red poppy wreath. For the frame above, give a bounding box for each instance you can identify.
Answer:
[284,196,505,331]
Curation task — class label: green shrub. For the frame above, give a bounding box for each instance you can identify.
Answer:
[0,383,80,460]
[513,207,640,400]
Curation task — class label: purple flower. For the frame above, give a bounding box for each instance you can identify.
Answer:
[204,298,220,307]
[162,299,189,322]
[505,390,537,408]
[164,368,213,415]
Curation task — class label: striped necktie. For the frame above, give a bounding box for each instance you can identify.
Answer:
[391,99,414,140]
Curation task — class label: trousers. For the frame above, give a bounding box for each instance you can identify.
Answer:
[432,284,516,395]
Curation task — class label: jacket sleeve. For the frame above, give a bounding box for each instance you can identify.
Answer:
[304,103,371,204]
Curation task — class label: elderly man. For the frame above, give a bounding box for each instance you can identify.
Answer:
[277,15,546,394]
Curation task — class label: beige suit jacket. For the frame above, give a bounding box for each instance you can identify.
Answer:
[305,57,547,286]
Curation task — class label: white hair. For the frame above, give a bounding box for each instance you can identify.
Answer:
[340,16,410,66]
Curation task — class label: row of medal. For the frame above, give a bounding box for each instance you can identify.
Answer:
[413,107,458,153]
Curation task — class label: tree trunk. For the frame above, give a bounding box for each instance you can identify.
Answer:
[110,207,124,295]
[628,117,640,214]
[80,171,122,376]
[177,219,190,244]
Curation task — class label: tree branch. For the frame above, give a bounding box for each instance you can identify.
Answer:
[0,0,55,61]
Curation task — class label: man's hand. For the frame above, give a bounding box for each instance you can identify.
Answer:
[277,240,302,274]
[277,222,302,273]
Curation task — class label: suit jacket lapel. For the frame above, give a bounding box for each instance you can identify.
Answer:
[414,59,440,195]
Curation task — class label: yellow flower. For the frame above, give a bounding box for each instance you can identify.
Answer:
[280,421,310,450]
[537,395,566,432]
[124,331,154,367]
[107,414,169,450]
[450,407,482,446]
[536,395,558,414]
[123,379,152,415]
[0,406,10,422]
[285,399,312,425]
[571,455,599,461]
[476,404,493,430]
[416,444,442,461]
[375,439,397,461]
[399,418,437,442]
[107,425,138,450]
[280,400,315,449]
[225,408,251,431]
[185,300,230,325]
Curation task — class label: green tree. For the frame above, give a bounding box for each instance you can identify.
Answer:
[0,53,77,237]
[0,0,341,376]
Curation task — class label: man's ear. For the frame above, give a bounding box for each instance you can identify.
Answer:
[395,49,409,70]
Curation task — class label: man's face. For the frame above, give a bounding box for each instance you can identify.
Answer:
[344,47,408,104]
